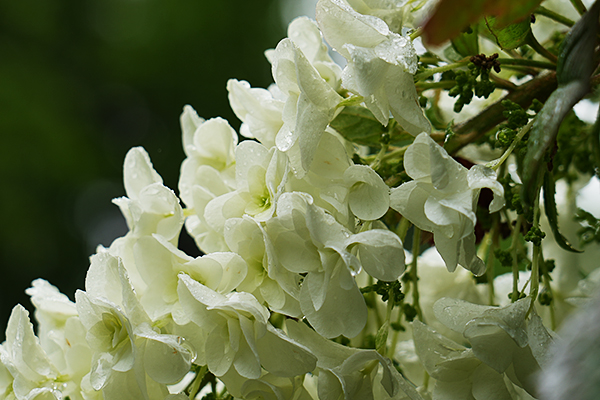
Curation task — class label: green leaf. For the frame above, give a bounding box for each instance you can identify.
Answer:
[484,16,531,50]
[330,105,387,146]
[519,3,599,210]
[519,83,588,208]
[557,1,600,85]
[451,25,480,57]
[543,171,582,253]
[423,0,543,46]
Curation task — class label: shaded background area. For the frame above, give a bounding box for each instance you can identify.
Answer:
[0,0,288,341]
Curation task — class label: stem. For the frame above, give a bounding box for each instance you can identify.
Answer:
[368,275,384,329]
[592,102,600,177]
[382,144,410,162]
[410,27,423,40]
[486,214,501,305]
[397,217,412,243]
[416,80,457,91]
[186,365,208,399]
[409,227,424,321]
[370,143,389,171]
[535,6,575,27]
[379,288,395,357]
[526,31,558,63]
[414,59,469,82]
[388,307,404,358]
[570,0,587,15]
[419,56,443,65]
[542,264,557,330]
[487,118,535,171]
[490,74,518,91]
[497,57,557,70]
[527,204,543,318]
[528,241,541,317]
[510,216,524,302]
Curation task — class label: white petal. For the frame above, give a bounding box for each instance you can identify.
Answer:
[180,105,205,156]
[123,147,163,201]
[346,229,405,281]
[412,320,478,382]
[344,165,390,220]
[373,34,417,73]
[300,266,367,338]
[468,165,505,213]
[316,0,388,58]
[140,329,193,384]
[471,363,513,400]
[433,298,492,334]
[5,305,55,382]
[385,68,431,136]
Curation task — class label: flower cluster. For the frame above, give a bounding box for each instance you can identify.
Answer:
[3,0,600,399]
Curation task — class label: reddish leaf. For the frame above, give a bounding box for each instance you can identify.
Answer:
[423,0,543,46]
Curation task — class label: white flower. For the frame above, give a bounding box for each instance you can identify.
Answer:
[316,0,430,136]
[115,147,184,242]
[1,305,60,400]
[219,370,314,400]
[412,313,549,400]
[108,146,185,293]
[227,79,285,148]
[203,141,289,237]
[266,192,404,338]
[24,281,94,400]
[75,251,193,397]
[268,33,344,177]
[286,130,354,226]
[124,234,247,322]
[176,274,316,380]
[285,320,423,400]
[224,215,303,317]
[390,133,504,275]
[405,248,487,343]
[0,280,99,400]
[227,16,342,152]
[178,112,239,253]
[430,297,555,396]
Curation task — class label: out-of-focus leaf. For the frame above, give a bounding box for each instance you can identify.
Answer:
[443,46,465,63]
[557,1,600,85]
[543,171,582,252]
[520,82,589,208]
[451,26,479,57]
[520,2,599,210]
[592,104,600,173]
[484,16,531,50]
[330,105,387,146]
[422,0,543,46]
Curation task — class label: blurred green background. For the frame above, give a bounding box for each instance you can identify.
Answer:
[0,0,290,341]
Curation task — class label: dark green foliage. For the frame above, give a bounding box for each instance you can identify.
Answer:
[494,249,513,267]
[361,280,404,306]
[554,111,596,179]
[502,100,530,129]
[538,287,553,305]
[524,226,546,246]
[402,304,418,322]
